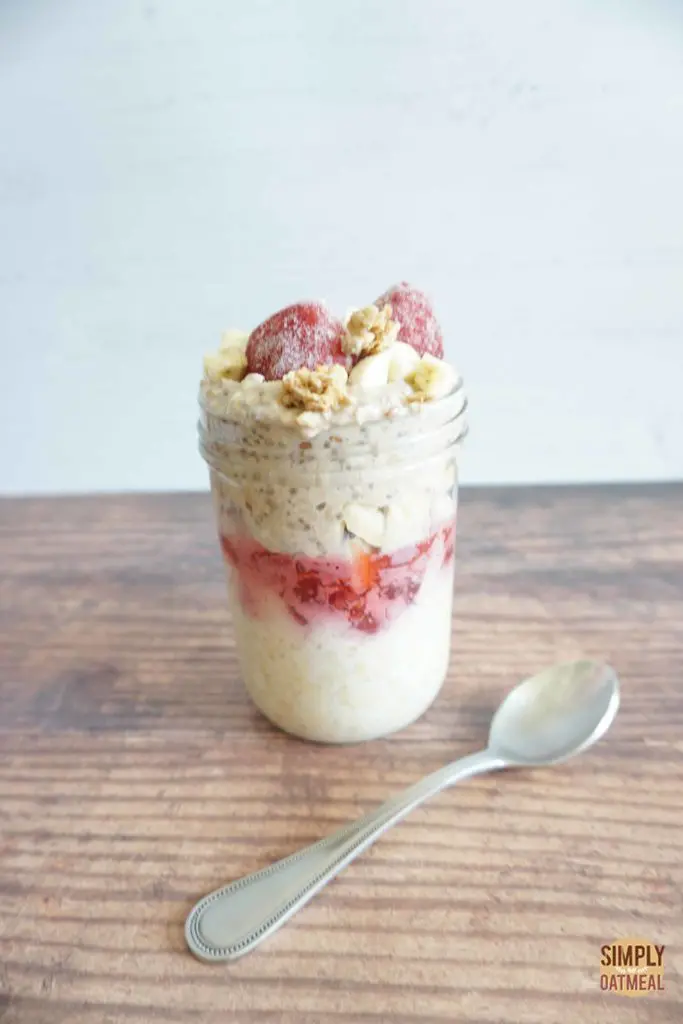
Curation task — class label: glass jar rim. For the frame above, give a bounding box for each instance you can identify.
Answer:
[198,382,467,480]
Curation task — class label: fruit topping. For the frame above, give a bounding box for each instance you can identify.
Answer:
[246,301,346,380]
[387,341,421,382]
[347,349,392,389]
[406,353,458,403]
[203,346,247,383]
[374,282,444,359]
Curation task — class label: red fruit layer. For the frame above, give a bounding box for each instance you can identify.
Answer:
[220,523,455,634]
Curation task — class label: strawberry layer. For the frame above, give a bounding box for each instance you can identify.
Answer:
[220,523,455,634]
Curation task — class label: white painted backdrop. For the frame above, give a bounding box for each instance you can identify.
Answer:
[1,0,682,493]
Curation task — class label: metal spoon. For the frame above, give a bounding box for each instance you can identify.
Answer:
[185,659,619,962]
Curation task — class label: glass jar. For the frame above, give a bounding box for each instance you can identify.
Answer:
[199,387,467,743]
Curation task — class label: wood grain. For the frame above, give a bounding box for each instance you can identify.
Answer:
[0,485,681,1024]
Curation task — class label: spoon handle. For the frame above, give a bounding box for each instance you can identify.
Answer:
[185,749,501,962]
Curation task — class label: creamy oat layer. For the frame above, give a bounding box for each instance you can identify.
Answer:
[203,397,463,558]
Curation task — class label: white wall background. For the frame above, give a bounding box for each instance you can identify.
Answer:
[1,0,682,494]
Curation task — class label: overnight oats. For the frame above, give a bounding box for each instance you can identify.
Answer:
[198,283,467,742]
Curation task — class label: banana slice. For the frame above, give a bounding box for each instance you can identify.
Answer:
[383,495,430,550]
[203,347,248,382]
[219,329,250,351]
[241,372,265,387]
[342,503,385,548]
[348,349,392,389]
[406,354,458,401]
[388,341,420,382]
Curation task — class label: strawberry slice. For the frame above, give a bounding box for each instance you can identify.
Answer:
[246,301,346,381]
[374,282,444,359]
[351,548,391,593]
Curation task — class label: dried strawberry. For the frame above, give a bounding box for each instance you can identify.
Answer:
[355,612,380,635]
[246,301,346,381]
[374,282,444,359]
[328,583,355,612]
[381,582,401,601]
[346,597,367,622]
[251,550,289,594]
[441,523,456,566]
[287,605,308,627]
[293,574,322,604]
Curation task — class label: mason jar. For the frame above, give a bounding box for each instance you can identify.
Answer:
[199,385,467,743]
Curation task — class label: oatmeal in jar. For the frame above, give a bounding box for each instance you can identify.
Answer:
[198,284,467,742]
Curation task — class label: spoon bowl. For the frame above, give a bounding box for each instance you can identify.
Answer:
[488,659,620,767]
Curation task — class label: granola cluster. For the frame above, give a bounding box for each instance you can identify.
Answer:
[342,304,399,359]
[280,364,351,413]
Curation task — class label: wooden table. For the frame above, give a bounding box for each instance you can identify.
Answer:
[1,486,681,1023]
